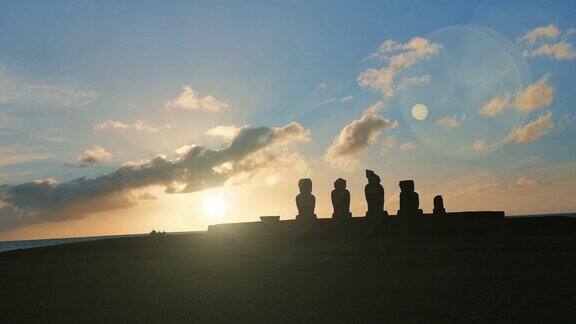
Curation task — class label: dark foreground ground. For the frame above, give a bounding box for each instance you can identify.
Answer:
[1,216,575,323]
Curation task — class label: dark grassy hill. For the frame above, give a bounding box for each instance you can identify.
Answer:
[1,216,575,323]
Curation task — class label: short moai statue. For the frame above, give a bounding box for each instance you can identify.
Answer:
[295,178,317,222]
[332,178,352,221]
[365,170,388,218]
[433,195,446,215]
[397,180,423,216]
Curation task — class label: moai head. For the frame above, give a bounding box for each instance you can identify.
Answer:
[298,178,313,194]
[365,170,381,184]
[434,195,444,209]
[399,180,415,193]
[334,178,346,190]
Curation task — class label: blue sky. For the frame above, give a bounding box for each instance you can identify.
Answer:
[1,0,575,239]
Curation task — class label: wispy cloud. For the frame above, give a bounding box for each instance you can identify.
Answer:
[506,111,554,143]
[363,100,387,115]
[166,85,229,112]
[518,24,560,46]
[381,136,396,150]
[479,75,554,118]
[472,139,487,152]
[318,95,355,107]
[358,37,441,98]
[94,120,175,133]
[480,94,511,118]
[0,147,53,167]
[399,142,415,151]
[519,25,576,60]
[0,65,96,108]
[437,114,465,128]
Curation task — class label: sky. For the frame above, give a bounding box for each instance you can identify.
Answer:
[1,0,575,240]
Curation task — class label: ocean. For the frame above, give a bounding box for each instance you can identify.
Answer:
[0,234,142,253]
[1,213,573,253]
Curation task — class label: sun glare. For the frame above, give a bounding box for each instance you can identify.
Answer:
[203,195,227,216]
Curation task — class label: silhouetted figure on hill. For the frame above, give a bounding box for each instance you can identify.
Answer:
[296,178,317,222]
[433,195,446,215]
[332,178,352,220]
[365,170,387,217]
[398,180,422,216]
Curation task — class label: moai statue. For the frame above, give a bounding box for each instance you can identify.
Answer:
[398,180,422,216]
[365,170,388,217]
[296,178,317,222]
[332,178,352,221]
[433,195,446,215]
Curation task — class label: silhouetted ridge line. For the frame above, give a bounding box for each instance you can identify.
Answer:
[209,171,505,235]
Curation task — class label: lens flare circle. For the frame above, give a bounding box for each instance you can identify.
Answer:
[412,103,429,120]
[397,24,531,159]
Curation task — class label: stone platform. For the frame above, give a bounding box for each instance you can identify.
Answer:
[208,211,505,237]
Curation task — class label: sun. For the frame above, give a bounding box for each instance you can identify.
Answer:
[203,195,227,216]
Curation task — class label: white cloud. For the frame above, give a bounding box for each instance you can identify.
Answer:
[479,75,554,118]
[525,41,576,60]
[399,142,415,151]
[94,120,174,133]
[437,114,465,128]
[358,37,441,97]
[318,83,328,90]
[506,111,554,143]
[76,145,114,166]
[166,85,229,111]
[472,139,487,152]
[381,136,396,150]
[480,94,511,118]
[206,125,245,141]
[520,25,576,60]
[514,75,555,112]
[518,25,560,46]
[325,113,398,169]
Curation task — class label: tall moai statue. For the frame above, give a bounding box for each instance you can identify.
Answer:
[397,180,423,216]
[295,178,317,222]
[332,178,352,221]
[433,195,446,215]
[365,170,388,217]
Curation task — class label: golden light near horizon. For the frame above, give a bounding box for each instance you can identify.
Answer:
[203,195,228,216]
[411,103,428,121]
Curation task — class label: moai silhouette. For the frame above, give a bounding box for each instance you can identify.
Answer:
[332,178,352,221]
[433,195,446,215]
[296,178,317,222]
[398,180,422,216]
[365,170,387,217]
